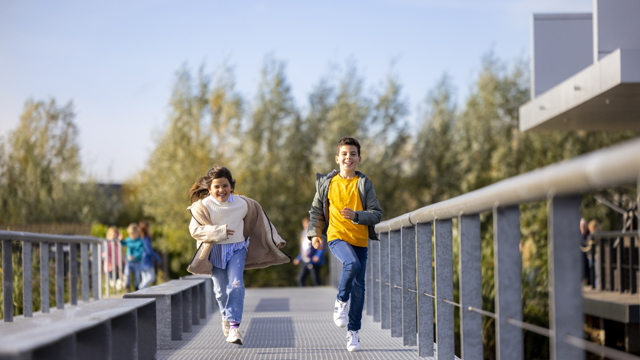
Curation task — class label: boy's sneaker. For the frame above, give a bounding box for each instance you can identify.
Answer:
[226,327,243,345]
[334,299,349,328]
[346,330,361,352]
[222,320,230,337]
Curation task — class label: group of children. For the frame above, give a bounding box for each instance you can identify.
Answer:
[187,136,381,352]
[106,221,162,291]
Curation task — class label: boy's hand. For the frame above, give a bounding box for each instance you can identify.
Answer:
[293,258,300,265]
[312,237,323,250]
[340,207,356,220]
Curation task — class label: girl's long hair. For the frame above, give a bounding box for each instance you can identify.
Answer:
[139,220,152,240]
[189,166,236,203]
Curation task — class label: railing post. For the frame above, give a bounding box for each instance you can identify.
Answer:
[417,222,434,357]
[434,219,454,360]
[110,241,116,294]
[40,242,50,313]
[103,241,110,298]
[3,240,13,322]
[459,214,483,360]
[494,205,523,360]
[22,241,33,317]
[549,195,584,360]
[69,243,78,305]
[81,243,89,302]
[92,243,100,300]
[390,229,402,338]
[401,225,417,346]
[372,238,381,322]
[366,239,372,315]
[56,242,65,309]
[380,231,390,330]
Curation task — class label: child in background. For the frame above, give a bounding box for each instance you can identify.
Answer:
[103,226,124,288]
[308,136,382,352]
[121,223,144,291]
[293,217,325,286]
[139,220,162,289]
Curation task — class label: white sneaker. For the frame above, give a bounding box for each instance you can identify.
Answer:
[226,327,243,345]
[333,299,349,328]
[222,320,230,337]
[347,330,361,351]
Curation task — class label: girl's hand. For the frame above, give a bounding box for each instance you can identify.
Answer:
[226,228,234,238]
[277,242,284,249]
[340,207,356,220]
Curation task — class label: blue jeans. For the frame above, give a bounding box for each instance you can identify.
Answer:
[139,266,156,289]
[211,247,247,323]
[328,239,368,331]
[124,262,141,289]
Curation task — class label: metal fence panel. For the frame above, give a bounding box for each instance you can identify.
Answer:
[417,222,434,357]
[494,205,523,360]
[402,226,417,346]
[549,195,585,360]
[435,219,454,360]
[459,214,483,360]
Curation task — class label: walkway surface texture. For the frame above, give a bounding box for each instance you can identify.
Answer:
[158,287,436,360]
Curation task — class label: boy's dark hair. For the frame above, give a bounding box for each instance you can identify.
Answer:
[188,166,237,203]
[336,136,361,156]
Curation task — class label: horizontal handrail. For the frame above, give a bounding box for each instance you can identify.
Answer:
[0,230,103,244]
[588,230,639,240]
[376,137,640,232]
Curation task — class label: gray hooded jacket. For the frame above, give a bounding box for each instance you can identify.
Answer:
[307,170,382,242]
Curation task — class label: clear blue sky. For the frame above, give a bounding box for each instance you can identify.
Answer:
[0,0,591,182]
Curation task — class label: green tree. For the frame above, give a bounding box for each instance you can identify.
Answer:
[132,65,214,273]
[0,99,98,224]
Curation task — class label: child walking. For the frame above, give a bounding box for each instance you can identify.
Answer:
[121,223,144,291]
[187,166,290,345]
[308,136,382,352]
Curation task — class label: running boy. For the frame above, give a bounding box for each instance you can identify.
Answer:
[308,136,382,352]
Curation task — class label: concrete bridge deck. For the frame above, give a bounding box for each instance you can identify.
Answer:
[158,287,430,360]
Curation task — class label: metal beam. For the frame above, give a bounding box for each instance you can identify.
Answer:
[435,219,454,360]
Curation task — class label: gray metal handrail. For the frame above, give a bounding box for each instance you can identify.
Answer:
[355,137,640,360]
[1,230,105,322]
[376,137,640,232]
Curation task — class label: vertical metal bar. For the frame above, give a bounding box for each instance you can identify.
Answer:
[372,238,381,322]
[103,242,110,298]
[92,243,100,300]
[56,242,65,309]
[494,205,523,360]
[549,195,584,360]
[390,230,402,338]
[380,231,391,330]
[40,242,50,313]
[459,214,483,360]
[366,239,372,315]
[417,222,434,357]
[402,226,417,346]
[598,239,605,291]
[23,241,33,317]
[69,243,78,305]
[81,243,89,302]
[607,239,613,290]
[617,235,623,292]
[590,245,596,289]
[110,241,116,294]
[629,235,636,294]
[2,240,13,322]
[434,219,454,360]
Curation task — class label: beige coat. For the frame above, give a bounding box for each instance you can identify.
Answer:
[186,195,290,275]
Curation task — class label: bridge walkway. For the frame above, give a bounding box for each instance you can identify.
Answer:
[158,287,430,360]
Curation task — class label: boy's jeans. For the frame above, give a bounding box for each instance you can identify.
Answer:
[124,262,141,289]
[211,247,247,323]
[328,239,368,331]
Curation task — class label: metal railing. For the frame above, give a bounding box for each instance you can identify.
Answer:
[330,137,640,360]
[0,231,121,322]
[586,231,639,294]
